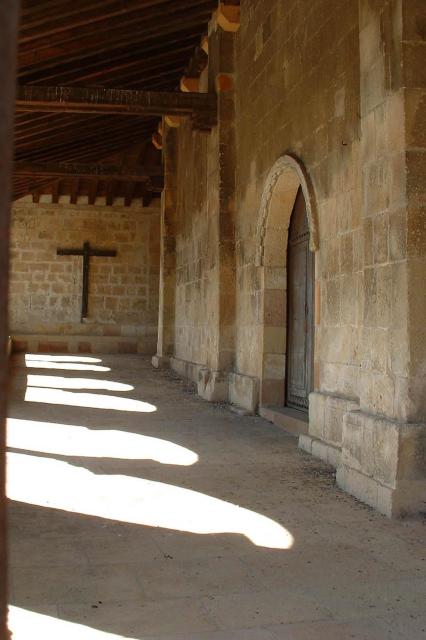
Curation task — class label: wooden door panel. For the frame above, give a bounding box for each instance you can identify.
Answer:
[286,187,314,412]
[287,242,307,392]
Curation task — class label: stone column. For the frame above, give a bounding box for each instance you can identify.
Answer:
[337,0,426,517]
[152,126,177,369]
[196,9,237,402]
[0,3,19,637]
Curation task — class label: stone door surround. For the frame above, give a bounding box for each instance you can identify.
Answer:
[256,154,319,409]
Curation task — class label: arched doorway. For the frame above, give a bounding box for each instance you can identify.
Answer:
[256,154,318,410]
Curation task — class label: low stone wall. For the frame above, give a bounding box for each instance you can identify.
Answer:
[12,333,156,355]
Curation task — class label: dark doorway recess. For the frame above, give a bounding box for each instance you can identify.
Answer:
[285,187,314,412]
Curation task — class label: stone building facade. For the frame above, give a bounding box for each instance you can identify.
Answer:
[9,199,160,354]
[153,0,426,517]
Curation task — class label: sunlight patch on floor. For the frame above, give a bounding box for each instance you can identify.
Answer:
[8,607,137,640]
[24,387,157,413]
[7,418,198,465]
[7,452,294,550]
[27,375,134,392]
[24,361,111,372]
[25,355,103,363]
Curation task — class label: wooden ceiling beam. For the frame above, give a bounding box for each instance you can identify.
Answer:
[20,0,175,41]
[19,2,214,67]
[20,0,119,22]
[14,161,163,181]
[14,113,151,146]
[15,123,156,161]
[16,86,217,128]
[15,118,151,147]
[105,62,193,92]
[70,50,194,89]
[20,24,205,85]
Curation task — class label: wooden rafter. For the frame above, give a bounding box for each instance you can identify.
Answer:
[106,180,116,206]
[88,180,98,205]
[51,180,59,203]
[70,178,79,204]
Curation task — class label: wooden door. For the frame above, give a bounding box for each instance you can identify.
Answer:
[285,187,314,412]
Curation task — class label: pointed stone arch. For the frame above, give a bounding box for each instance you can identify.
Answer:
[257,154,319,407]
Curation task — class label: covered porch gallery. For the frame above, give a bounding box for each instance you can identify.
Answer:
[0,0,425,638]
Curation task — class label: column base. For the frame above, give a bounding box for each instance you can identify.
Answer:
[229,371,259,414]
[298,392,360,468]
[170,356,200,386]
[169,357,229,402]
[337,410,426,518]
[197,367,229,402]
[299,434,342,468]
[151,355,170,369]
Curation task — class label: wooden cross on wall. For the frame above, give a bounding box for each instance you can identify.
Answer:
[57,241,117,322]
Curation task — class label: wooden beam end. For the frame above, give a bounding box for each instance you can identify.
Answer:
[215,73,235,93]
[165,115,182,129]
[152,131,163,150]
[201,35,209,55]
[180,76,200,93]
[217,3,240,32]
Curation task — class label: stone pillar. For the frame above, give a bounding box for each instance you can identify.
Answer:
[196,10,237,402]
[0,3,19,637]
[404,0,426,425]
[152,126,177,369]
[336,0,426,517]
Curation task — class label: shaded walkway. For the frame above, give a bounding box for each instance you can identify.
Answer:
[7,354,426,639]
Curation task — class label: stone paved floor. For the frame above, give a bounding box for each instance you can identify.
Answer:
[6,354,426,639]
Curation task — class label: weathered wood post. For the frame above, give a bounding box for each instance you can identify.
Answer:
[0,2,19,637]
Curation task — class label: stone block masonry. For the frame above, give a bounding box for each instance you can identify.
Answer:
[9,199,160,354]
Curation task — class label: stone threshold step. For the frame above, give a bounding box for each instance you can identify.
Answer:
[259,405,309,437]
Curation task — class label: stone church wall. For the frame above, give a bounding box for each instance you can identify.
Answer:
[234,0,361,408]
[153,0,426,517]
[9,199,160,354]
